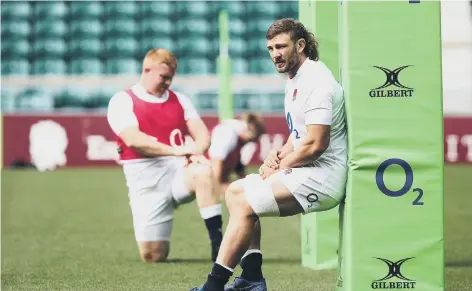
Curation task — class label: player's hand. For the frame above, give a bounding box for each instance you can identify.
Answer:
[259,164,277,180]
[187,155,211,166]
[264,150,281,170]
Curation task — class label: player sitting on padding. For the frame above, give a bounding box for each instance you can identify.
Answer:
[207,112,265,196]
[190,18,348,291]
[107,48,223,263]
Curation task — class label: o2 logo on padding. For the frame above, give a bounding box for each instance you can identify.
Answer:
[375,158,424,206]
[286,112,300,139]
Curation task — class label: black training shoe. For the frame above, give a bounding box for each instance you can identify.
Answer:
[224,276,267,291]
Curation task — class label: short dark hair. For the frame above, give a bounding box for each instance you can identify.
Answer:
[266,18,320,61]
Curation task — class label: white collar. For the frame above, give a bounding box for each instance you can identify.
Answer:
[131,83,169,103]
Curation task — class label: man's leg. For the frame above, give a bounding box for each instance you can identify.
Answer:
[129,187,174,263]
[172,161,223,261]
[193,173,304,291]
[137,241,170,263]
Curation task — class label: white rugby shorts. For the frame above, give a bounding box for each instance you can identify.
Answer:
[127,157,194,242]
[243,166,345,217]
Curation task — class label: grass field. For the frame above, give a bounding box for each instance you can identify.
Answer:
[2,165,472,291]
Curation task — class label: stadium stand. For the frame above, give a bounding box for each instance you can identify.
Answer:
[1,1,297,113]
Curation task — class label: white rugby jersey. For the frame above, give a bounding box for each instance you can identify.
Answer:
[284,59,348,193]
[208,119,247,160]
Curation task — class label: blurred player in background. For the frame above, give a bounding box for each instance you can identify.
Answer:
[107,48,223,263]
[191,18,347,291]
[207,112,265,196]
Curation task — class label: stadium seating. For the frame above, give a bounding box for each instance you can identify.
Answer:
[1,1,296,112]
[1,1,297,76]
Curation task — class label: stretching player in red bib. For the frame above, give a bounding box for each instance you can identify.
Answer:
[107,48,222,263]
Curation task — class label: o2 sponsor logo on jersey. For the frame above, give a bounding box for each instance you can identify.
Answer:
[371,257,416,289]
[375,158,424,206]
[286,112,300,139]
[369,65,414,98]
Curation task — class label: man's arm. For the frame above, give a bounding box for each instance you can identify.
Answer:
[278,124,330,169]
[118,126,183,157]
[279,85,333,169]
[278,137,294,159]
[176,92,211,155]
[187,119,210,155]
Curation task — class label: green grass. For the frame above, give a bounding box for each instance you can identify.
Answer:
[2,165,471,291]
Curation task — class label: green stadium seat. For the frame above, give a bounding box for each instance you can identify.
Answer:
[104,1,137,18]
[229,19,246,37]
[1,20,30,39]
[1,2,31,19]
[179,57,213,75]
[34,1,67,19]
[34,20,67,38]
[33,39,67,59]
[265,92,285,111]
[32,59,66,75]
[1,87,17,113]
[196,90,218,111]
[140,38,175,56]
[2,39,30,59]
[83,87,117,110]
[1,60,30,75]
[69,20,103,38]
[16,87,54,111]
[255,59,276,74]
[247,37,269,58]
[231,58,248,75]
[177,38,212,57]
[176,1,210,18]
[54,87,88,110]
[139,1,174,18]
[281,1,298,17]
[177,18,211,37]
[69,2,104,19]
[69,59,103,75]
[68,38,102,58]
[140,18,173,37]
[246,1,279,17]
[105,58,140,75]
[233,91,254,111]
[105,19,137,37]
[213,1,245,18]
[229,38,247,58]
[247,18,277,36]
[240,91,272,112]
[104,38,138,59]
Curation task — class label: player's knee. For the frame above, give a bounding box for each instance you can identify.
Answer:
[195,164,214,185]
[225,180,253,216]
[140,248,169,263]
[138,242,169,263]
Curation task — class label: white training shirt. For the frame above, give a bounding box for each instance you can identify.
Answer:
[284,59,348,195]
[208,119,247,160]
[106,83,201,190]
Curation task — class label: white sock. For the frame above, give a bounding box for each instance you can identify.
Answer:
[241,249,262,261]
[216,262,234,273]
[199,204,222,219]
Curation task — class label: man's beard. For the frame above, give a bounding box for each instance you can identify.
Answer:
[279,50,299,74]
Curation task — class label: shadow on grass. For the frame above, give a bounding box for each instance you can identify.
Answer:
[446,260,472,268]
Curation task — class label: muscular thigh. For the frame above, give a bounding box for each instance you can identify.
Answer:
[242,173,304,217]
[242,167,340,217]
[275,167,340,214]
